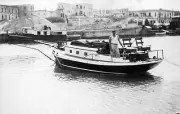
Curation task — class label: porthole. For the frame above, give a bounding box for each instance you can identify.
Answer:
[70,50,72,53]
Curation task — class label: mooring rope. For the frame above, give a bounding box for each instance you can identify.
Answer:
[15,44,56,63]
[164,58,180,68]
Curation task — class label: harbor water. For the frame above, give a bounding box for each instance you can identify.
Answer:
[0,36,180,114]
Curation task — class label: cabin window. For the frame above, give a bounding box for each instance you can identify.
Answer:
[84,52,87,56]
[76,51,79,55]
[37,31,41,35]
[44,31,47,35]
[57,32,62,35]
[70,50,72,53]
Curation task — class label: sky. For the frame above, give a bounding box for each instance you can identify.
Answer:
[1,0,180,11]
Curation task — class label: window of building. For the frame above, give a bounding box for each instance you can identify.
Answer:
[1,8,3,12]
[24,7,26,10]
[149,12,151,17]
[76,51,79,54]
[44,31,47,35]
[70,50,72,53]
[24,13,27,16]
[2,15,3,20]
[84,52,87,56]
[9,15,10,20]
[37,31,41,35]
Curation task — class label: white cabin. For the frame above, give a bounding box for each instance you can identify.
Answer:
[64,44,126,63]
[22,27,66,36]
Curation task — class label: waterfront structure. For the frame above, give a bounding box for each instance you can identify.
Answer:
[170,16,180,30]
[15,4,34,17]
[129,8,175,25]
[0,5,19,21]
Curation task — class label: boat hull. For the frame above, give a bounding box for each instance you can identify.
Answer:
[8,34,80,43]
[54,56,162,74]
[8,34,67,42]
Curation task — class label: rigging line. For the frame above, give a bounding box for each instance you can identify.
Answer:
[15,44,56,63]
[164,58,180,68]
[34,40,54,47]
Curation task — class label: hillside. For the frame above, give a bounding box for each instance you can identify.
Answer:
[59,16,139,30]
[0,15,62,33]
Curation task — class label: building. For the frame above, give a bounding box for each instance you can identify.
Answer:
[130,9,175,25]
[57,2,93,17]
[0,5,19,21]
[15,4,34,17]
[93,9,112,17]
[93,8,129,17]
[57,3,75,17]
[32,10,61,18]
[74,3,93,16]
[112,8,129,17]
[170,16,180,30]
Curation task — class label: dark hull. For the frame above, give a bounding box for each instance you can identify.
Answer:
[55,56,161,74]
[7,34,81,43]
[8,34,67,42]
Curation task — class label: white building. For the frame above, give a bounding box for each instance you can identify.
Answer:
[57,2,93,17]
[15,4,34,17]
[93,8,129,17]
[74,3,93,16]
[0,5,19,21]
[57,3,75,17]
[112,8,129,17]
[93,9,111,17]
[130,9,175,25]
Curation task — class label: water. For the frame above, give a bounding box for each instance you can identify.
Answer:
[0,36,180,114]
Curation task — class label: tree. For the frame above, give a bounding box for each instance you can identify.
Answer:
[144,19,150,26]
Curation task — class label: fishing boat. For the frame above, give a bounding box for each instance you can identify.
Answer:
[8,26,81,42]
[81,26,142,39]
[52,38,163,74]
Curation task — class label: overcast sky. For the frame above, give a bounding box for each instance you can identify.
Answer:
[1,0,180,11]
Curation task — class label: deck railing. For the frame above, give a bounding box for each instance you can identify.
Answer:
[148,49,164,59]
[84,50,164,62]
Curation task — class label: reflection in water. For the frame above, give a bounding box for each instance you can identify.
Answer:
[54,65,162,88]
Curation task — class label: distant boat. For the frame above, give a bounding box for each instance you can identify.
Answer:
[155,31,166,36]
